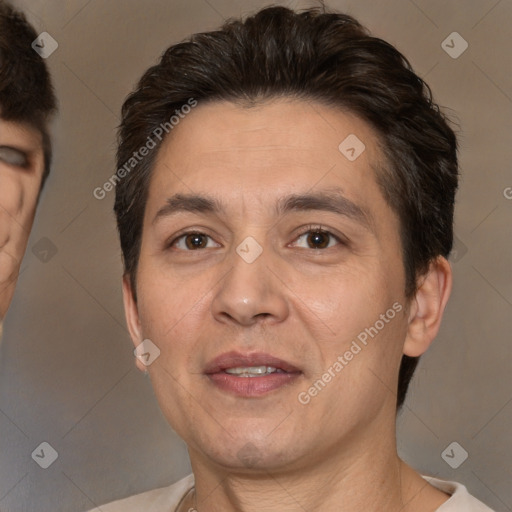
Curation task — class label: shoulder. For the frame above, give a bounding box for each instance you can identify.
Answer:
[88,473,195,512]
[422,475,495,511]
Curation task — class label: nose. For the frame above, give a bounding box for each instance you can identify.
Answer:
[211,240,289,327]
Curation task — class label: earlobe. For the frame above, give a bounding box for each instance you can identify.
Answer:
[403,257,452,357]
[122,275,146,372]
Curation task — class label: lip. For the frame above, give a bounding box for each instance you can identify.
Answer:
[204,351,301,374]
[204,351,302,397]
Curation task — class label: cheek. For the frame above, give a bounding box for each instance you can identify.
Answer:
[290,259,390,328]
[0,215,10,248]
[0,173,39,247]
[0,173,24,215]
[0,176,23,246]
[0,251,19,283]
[292,260,407,376]
[135,264,208,353]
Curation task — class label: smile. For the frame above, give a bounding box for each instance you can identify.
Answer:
[204,352,301,397]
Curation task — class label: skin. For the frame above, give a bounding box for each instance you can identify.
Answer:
[123,98,453,511]
[0,119,45,322]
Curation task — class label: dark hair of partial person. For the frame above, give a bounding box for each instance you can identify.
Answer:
[0,0,57,188]
[114,4,459,410]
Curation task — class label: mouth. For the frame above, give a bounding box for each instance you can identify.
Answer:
[204,351,302,397]
[223,365,287,377]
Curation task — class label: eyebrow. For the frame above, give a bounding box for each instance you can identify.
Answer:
[153,189,373,231]
[277,190,372,229]
[153,194,223,224]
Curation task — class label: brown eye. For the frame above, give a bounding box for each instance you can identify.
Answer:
[0,146,29,167]
[306,231,331,249]
[184,233,208,250]
[293,228,340,250]
[170,232,220,251]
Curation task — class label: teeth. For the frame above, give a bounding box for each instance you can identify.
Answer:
[225,366,282,377]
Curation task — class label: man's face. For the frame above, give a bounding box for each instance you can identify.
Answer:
[0,119,45,319]
[125,99,412,472]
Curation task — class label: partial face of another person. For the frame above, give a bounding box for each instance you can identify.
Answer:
[0,119,45,319]
[123,99,435,473]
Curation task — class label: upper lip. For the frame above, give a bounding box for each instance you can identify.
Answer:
[204,351,301,374]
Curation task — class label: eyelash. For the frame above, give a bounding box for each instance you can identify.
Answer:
[167,225,346,251]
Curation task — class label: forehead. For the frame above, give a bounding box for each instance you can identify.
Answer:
[150,99,385,196]
[0,118,43,151]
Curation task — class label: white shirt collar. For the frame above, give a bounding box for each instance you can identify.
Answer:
[422,475,494,511]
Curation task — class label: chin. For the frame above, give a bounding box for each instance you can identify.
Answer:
[208,444,298,472]
[188,425,306,473]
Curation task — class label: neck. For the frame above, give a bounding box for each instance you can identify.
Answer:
[185,421,444,512]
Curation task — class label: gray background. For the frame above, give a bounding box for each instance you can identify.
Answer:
[0,0,510,510]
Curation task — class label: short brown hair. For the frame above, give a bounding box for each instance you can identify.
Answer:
[114,5,459,409]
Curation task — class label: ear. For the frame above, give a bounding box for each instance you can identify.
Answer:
[403,256,452,357]
[122,274,146,372]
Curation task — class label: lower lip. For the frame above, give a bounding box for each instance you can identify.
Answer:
[207,372,300,397]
